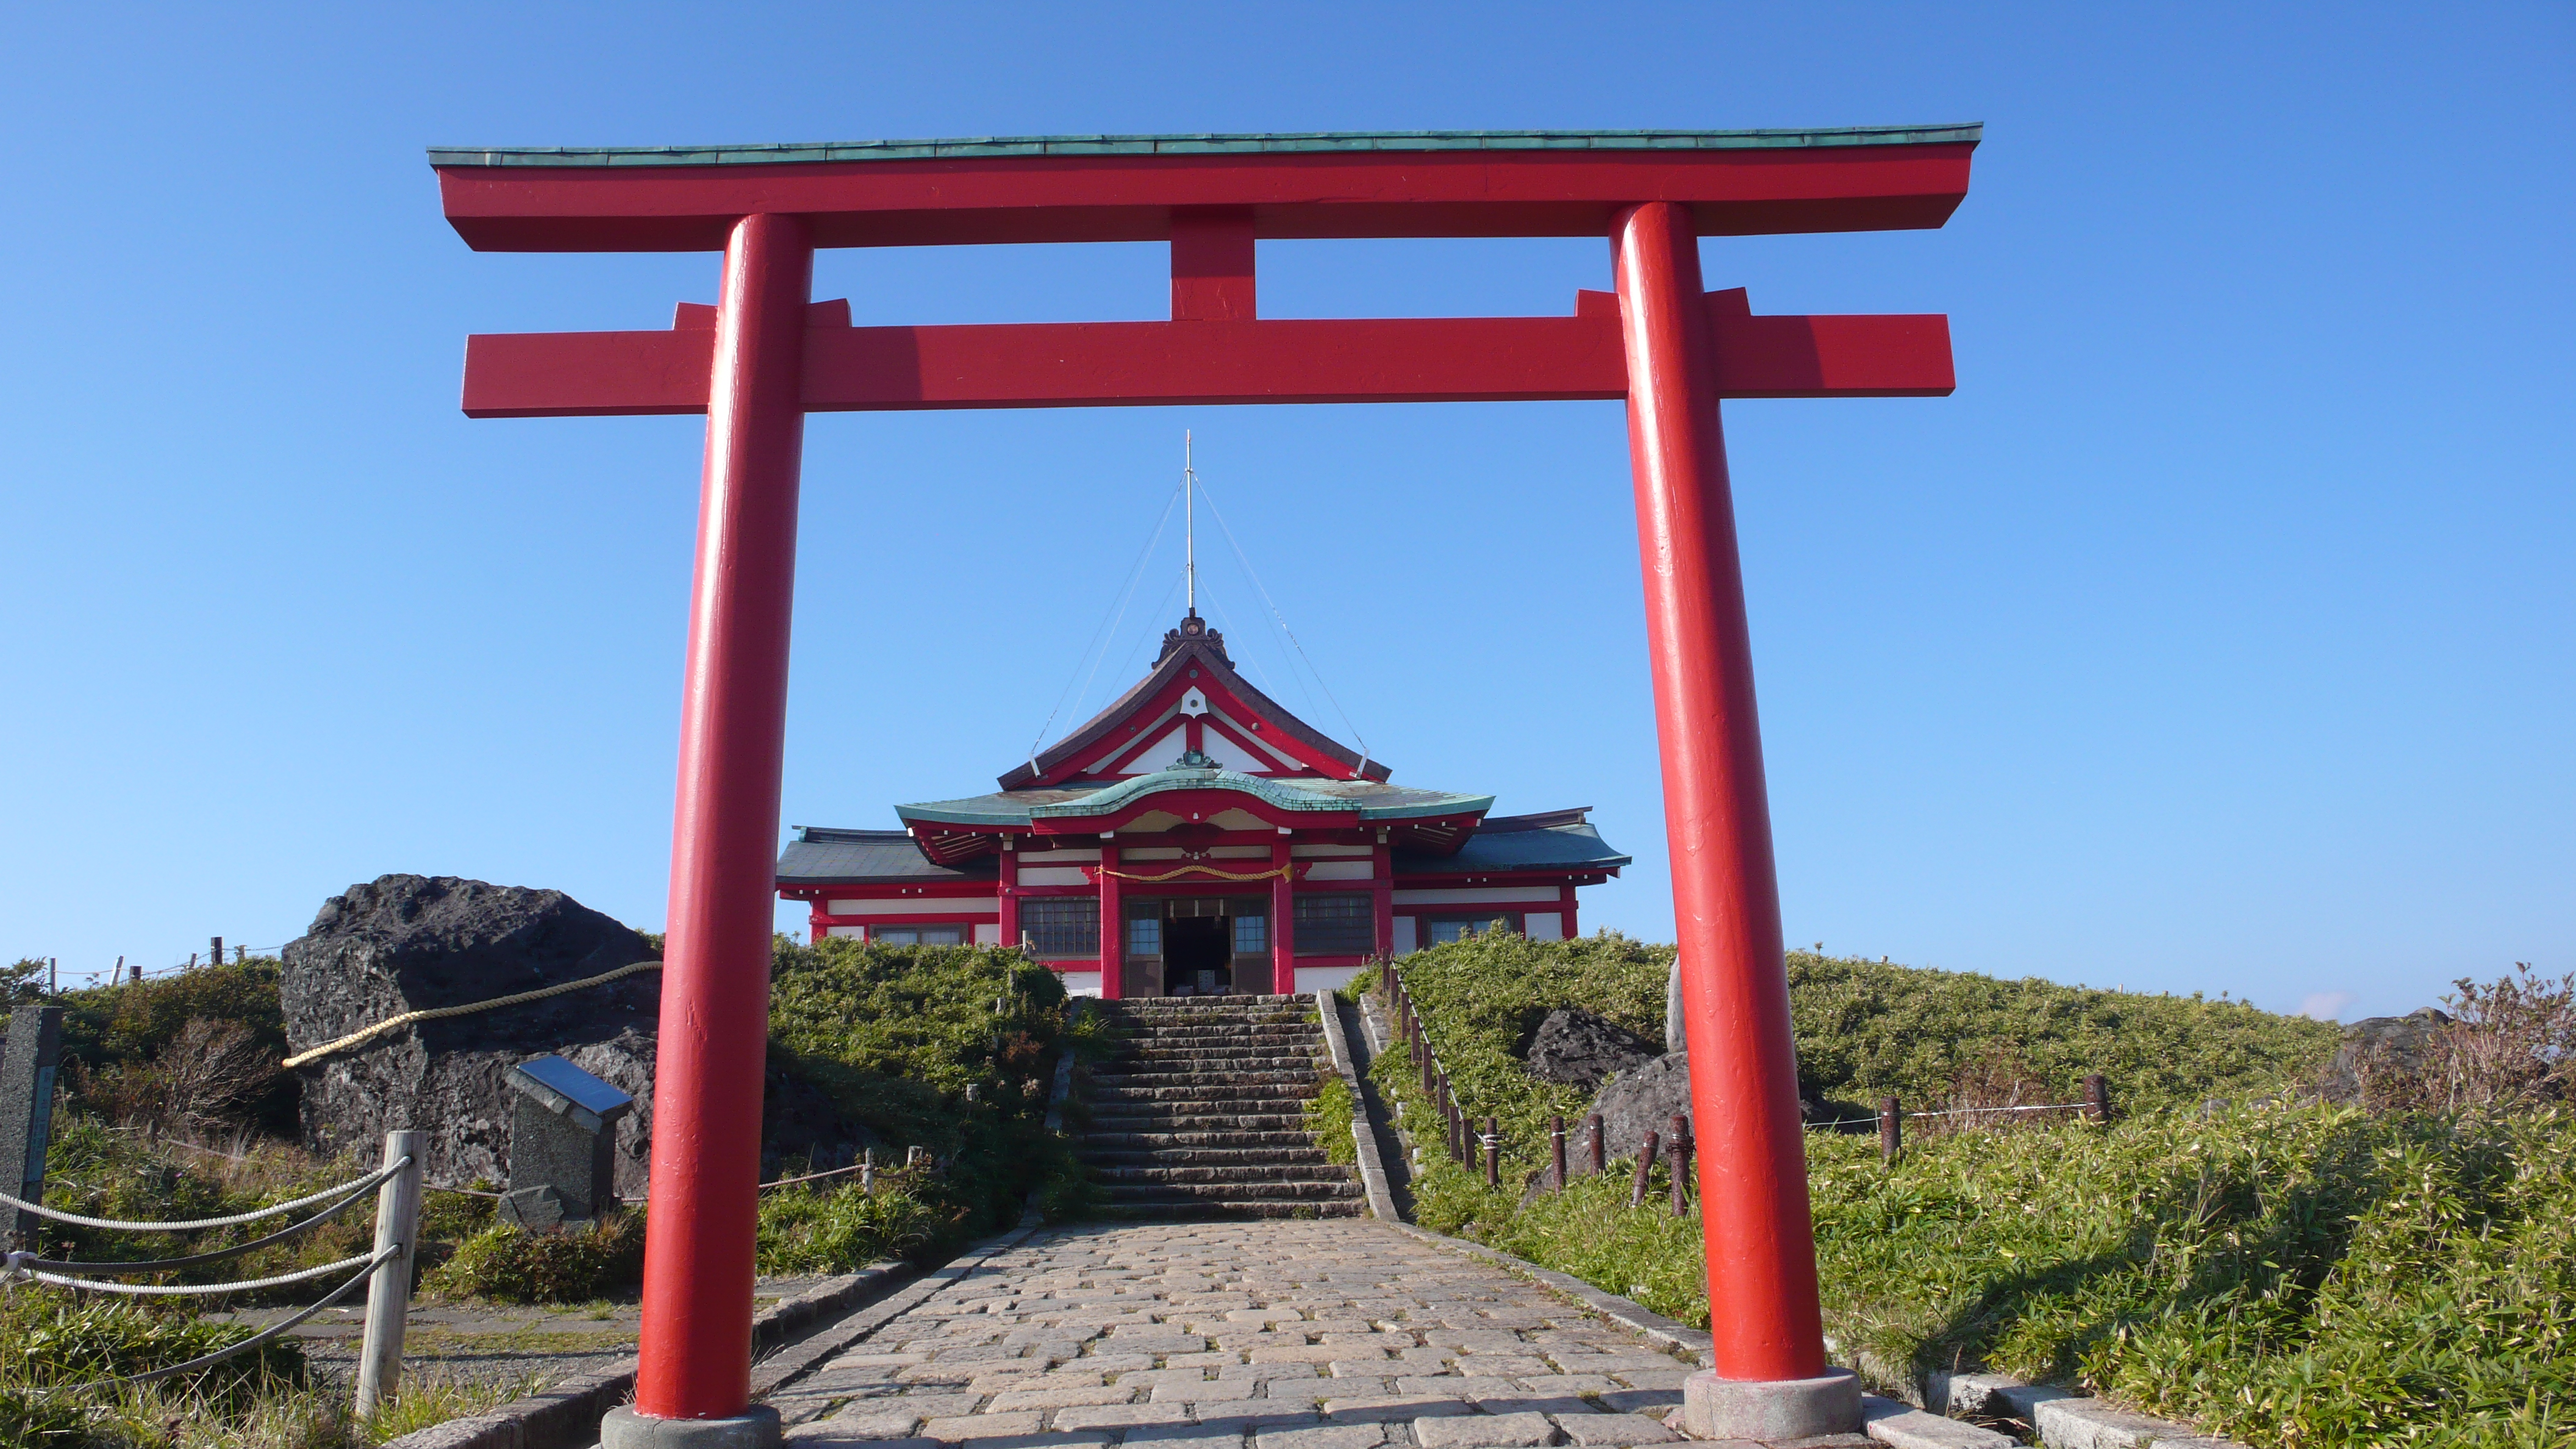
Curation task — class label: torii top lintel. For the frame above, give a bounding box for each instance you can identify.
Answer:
[438,127,1976,417]
[434,126,1979,251]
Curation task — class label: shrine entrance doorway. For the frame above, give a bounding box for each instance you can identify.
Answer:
[1125,894,1268,997]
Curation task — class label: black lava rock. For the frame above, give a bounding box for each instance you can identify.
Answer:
[1525,1007,1658,1090]
[1584,1050,1694,1161]
[282,875,664,1196]
[2319,1006,2453,1103]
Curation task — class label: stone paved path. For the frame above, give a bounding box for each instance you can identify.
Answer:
[769,1220,1694,1448]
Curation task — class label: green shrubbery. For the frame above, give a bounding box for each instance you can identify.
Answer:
[1368,938,2572,1447]
[754,1182,946,1275]
[1304,1073,1358,1167]
[421,1212,647,1304]
[765,937,1080,1248]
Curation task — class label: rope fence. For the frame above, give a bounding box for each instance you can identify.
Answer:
[1378,967,2118,1192]
[3,1131,426,1416]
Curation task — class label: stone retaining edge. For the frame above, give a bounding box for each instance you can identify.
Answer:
[1314,990,1401,1223]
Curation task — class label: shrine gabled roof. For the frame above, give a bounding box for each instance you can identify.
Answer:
[430,126,1983,170]
[897,765,1490,829]
[778,827,998,886]
[999,618,1387,790]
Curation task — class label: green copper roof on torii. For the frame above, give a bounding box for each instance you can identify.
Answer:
[426,126,1983,170]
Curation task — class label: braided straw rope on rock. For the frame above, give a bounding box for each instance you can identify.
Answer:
[281,959,662,1068]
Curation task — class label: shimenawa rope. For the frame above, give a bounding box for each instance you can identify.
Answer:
[282,959,662,1068]
[1097,864,1288,884]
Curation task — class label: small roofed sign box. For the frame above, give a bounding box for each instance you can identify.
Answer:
[501,1054,633,1231]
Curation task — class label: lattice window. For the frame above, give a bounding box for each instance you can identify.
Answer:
[1295,893,1375,954]
[1020,897,1100,957]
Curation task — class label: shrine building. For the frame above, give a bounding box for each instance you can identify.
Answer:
[776,611,1629,997]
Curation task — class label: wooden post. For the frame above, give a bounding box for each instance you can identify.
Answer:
[1880,1097,1902,1163]
[1670,1114,1693,1215]
[1482,1117,1500,1189]
[1549,1115,1567,1192]
[1631,1130,1661,1209]
[354,1130,423,1419]
[2084,1074,2112,1125]
[860,1147,873,1195]
[210,937,222,970]
[1586,1112,1605,1176]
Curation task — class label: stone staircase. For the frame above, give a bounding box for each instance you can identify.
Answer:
[1075,994,1367,1219]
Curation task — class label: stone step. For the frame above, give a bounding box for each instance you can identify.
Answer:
[1101,1178,1361,1204]
[1088,1162,1353,1185]
[1090,1069,1317,1088]
[1092,1199,1368,1220]
[1075,1145,1337,1167]
[1072,1129,1320,1150]
[1090,1084,1318,1104]
[1083,1112,1316,1131]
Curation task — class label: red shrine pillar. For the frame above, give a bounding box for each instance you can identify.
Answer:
[617,212,811,1448]
[1611,202,1858,1438]
[1270,840,1297,995]
[1097,845,1125,999]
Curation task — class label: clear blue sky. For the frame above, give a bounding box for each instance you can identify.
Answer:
[2,3,2567,1023]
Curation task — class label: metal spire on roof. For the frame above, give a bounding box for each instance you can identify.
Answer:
[1184,431,1197,616]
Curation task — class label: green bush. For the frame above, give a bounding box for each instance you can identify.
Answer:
[755,1183,947,1275]
[52,959,297,1138]
[421,1213,646,1304]
[765,938,1079,1245]
[1305,1073,1358,1167]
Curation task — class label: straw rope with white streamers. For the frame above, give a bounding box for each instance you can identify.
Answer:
[0,1156,409,1232]
[281,959,661,1068]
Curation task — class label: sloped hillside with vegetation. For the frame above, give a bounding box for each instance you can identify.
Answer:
[1362,938,2571,1448]
[0,937,1090,1449]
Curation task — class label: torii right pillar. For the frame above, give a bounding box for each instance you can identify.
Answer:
[1615,201,1859,1439]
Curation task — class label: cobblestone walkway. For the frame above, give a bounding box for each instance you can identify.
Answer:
[772,1220,1694,1448]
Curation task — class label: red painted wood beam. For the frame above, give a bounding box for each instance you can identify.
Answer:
[437,145,1974,252]
[460,294,1952,418]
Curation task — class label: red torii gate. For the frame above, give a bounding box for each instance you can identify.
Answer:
[436,127,1975,1446]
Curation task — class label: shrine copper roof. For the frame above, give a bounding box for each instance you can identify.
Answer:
[1394,810,1631,877]
[778,828,995,887]
[430,126,1982,170]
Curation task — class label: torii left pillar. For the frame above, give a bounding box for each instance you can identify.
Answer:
[605,212,812,1449]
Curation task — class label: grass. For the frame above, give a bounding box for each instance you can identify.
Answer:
[1365,940,2572,1448]
[1304,1072,1358,1167]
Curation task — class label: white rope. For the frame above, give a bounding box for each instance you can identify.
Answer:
[0,1157,407,1232]
[15,1247,395,1393]
[4,1248,381,1296]
[281,960,660,1068]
